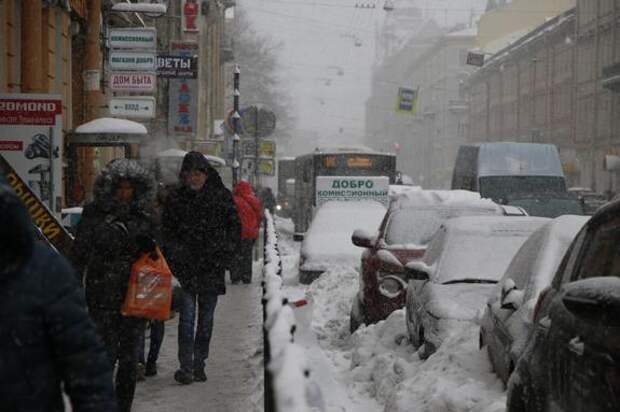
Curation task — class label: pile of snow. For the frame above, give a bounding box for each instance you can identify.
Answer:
[302,260,507,412]
[262,211,323,411]
[390,189,498,212]
[384,323,506,412]
[300,201,386,271]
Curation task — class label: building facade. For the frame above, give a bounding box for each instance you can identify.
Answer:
[465,0,620,192]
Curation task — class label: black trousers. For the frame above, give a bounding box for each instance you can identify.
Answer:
[230,239,254,284]
[90,309,144,412]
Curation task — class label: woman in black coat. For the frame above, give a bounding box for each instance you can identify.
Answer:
[0,176,117,411]
[71,159,157,412]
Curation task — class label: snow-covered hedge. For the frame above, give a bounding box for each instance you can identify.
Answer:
[263,210,322,412]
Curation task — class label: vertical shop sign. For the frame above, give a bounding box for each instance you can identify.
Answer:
[168,42,199,136]
[182,0,200,32]
[0,94,63,213]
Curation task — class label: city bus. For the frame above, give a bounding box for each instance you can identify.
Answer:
[293,147,397,240]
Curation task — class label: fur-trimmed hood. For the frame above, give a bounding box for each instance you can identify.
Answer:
[0,176,34,277]
[92,158,155,212]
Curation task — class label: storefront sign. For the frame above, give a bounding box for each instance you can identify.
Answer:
[110,51,156,71]
[258,159,275,176]
[109,27,157,50]
[182,0,200,32]
[157,55,197,78]
[316,176,389,207]
[110,96,156,118]
[0,155,73,255]
[110,72,156,91]
[0,94,63,211]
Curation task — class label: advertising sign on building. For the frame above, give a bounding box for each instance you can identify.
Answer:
[157,55,198,78]
[109,96,156,118]
[182,0,200,32]
[110,72,156,92]
[110,51,156,71]
[241,139,276,158]
[168,42,199,136]
[109,27,157,50]
[0,94,63,212]
[315,176,389,207]
[0,155,73,255]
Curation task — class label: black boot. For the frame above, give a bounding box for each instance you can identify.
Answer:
[193,368,207,382]
[174,369,193,385]
[145,361,157,377]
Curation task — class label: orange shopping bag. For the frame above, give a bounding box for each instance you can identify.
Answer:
[121,247,173,321]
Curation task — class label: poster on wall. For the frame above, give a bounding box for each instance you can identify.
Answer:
[0,94,63,213]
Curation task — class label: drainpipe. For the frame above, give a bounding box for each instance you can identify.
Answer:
[85,0,103,121]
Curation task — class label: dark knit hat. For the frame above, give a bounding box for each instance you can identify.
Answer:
[180,151,210,174]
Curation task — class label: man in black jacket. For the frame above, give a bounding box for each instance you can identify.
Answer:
[0,176,117,411]
[162,151,241,384]
[71,159,156,412]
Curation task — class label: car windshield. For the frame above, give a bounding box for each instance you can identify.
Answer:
[436,232,534,284]
[384,207,499,247]
[507,197,584,218]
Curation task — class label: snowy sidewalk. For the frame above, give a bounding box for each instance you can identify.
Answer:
[133,281,264,412]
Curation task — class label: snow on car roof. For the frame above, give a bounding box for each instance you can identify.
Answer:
[389,189,498,212]
[504,215,590,302]
[443,216,549,236]
[300,200,386,270]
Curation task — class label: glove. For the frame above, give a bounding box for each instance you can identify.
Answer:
[135,234,158,259]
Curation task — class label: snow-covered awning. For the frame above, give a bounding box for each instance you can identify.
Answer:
[74,118,148,135]
[69,118,148,146]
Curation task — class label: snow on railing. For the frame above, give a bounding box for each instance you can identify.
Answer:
[262,210,324,412]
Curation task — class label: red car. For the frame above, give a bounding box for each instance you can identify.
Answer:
[349,191,523,332]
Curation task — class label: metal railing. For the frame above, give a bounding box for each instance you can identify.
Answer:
[262,210,324,412]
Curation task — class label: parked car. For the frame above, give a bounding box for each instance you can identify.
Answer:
[405,216,549,359]
[480,215,589,385]
[299,200,386,284]
[349,190,520,332]
[506,200,620,412]
[503,192,585,218]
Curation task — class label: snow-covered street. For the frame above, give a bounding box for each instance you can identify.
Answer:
[277,216,508,412]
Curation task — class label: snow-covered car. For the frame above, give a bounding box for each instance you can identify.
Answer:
[404,216,549,359]
[299,200,386,284]
[507,201,620,412]
[480,215,589,385]
[349,190,515,332]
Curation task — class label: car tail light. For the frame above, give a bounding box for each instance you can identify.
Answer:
[533,288,550,323]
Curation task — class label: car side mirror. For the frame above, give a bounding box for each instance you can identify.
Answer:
[351,229,375,248]
[500,279,524,311]
[562,278,620,327]
[405,263,430,281]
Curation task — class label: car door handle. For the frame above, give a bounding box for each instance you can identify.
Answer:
[568,336,584,356]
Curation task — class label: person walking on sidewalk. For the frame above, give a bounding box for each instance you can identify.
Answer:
[231,181,262,284]
[161,151,241,384]
[0,176,118,412]
[70,159,157,412]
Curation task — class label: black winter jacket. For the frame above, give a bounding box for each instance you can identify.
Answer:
[0,177,117,412]
[162,162,241,295]
[70,159,156,311]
